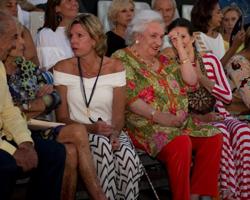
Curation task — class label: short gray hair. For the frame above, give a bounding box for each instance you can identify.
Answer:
[152,0,176,9]
[125,9,165,45]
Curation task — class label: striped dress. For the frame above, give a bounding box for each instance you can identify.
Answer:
[201,53,250,199]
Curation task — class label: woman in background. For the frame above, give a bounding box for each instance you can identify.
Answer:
[36,0,78,70]
[221,5,243,51]
[106,0,135,57]
[191,0,245,66]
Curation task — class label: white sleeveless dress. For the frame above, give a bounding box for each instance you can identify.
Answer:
[54,70,143,200]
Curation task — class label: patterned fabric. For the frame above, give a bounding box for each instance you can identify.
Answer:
[112,48,220,157]
[89,132,143,200]
[7,56,53,106]
[225,54,250,109]
[200,53,250,199]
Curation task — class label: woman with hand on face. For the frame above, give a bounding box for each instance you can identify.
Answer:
[4,21,107,200]
[113,10,222,200]
[54,13,143,200]
[36,0,79,70]
[221,5,244,52]
[164,18,250,199]
[106,0,135,57]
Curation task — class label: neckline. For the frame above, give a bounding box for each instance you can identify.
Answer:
[125,48,163,73]
[54,69,125,80]
[201,32,220,40]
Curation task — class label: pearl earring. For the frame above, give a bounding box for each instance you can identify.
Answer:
[135,40,139,44]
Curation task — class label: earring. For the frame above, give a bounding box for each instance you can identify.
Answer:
[135,40,139,44]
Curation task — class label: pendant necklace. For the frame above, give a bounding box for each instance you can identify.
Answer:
[77,56,103,123]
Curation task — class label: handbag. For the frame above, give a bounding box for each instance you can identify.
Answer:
[187,52,216,114]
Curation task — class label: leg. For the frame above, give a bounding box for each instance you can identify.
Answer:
[0,149,20,200]
[224,119,250,199]
[190,134,222,197]
[157,135,192,200]
[213,122,237,199]
[113,132,143,200]
[27,134,66,200]
[60,144,78,200]
[58,124,107,200]
[89,133,117,199]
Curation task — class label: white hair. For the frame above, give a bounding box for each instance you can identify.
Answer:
[125,9,165,45]
[151,0,177,9]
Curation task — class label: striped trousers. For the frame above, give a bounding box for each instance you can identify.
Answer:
[89,132,143,200]
[213,118,250,200]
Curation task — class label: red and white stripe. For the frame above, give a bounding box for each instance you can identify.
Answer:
[203,53,250,199]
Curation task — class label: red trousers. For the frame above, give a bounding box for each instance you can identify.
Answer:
[131,134,222,200]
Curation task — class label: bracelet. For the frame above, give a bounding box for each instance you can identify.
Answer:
[179,58,190,65]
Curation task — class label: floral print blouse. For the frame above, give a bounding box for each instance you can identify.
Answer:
[113,48,220,157]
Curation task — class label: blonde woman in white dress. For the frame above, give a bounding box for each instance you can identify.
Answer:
[54,13,143,200]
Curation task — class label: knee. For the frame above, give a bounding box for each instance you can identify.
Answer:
[174,135,192,152]
[158,135,192,162]
[69,124,88,144]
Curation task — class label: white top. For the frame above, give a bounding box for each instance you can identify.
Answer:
[54,70,126,125]
[194,32,225,60]
[36,27,74,70]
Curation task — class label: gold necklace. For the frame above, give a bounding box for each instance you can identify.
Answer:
[130,47,157,69]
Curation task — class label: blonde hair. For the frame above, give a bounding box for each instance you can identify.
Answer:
[222,4,242,18]
[221,5,242,35]
[67,13,107,56]
[108,0,135,25]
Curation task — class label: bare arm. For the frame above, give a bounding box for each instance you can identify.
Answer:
[168,31,198,86]
[55,85,76,125]
[112,86,126,132]
[221,30,245,66]
[129,99,186,127]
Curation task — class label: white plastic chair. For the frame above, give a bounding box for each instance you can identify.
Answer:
[97,0,151,32]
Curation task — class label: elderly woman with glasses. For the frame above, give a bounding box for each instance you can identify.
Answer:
[53,13,143,200]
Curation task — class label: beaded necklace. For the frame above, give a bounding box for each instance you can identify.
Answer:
[130,46,158,69]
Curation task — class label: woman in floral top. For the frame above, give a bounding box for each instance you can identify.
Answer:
[113,10,222,200]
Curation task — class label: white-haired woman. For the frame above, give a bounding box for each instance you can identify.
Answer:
[106,0,135,57]
[113,10,222,200]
